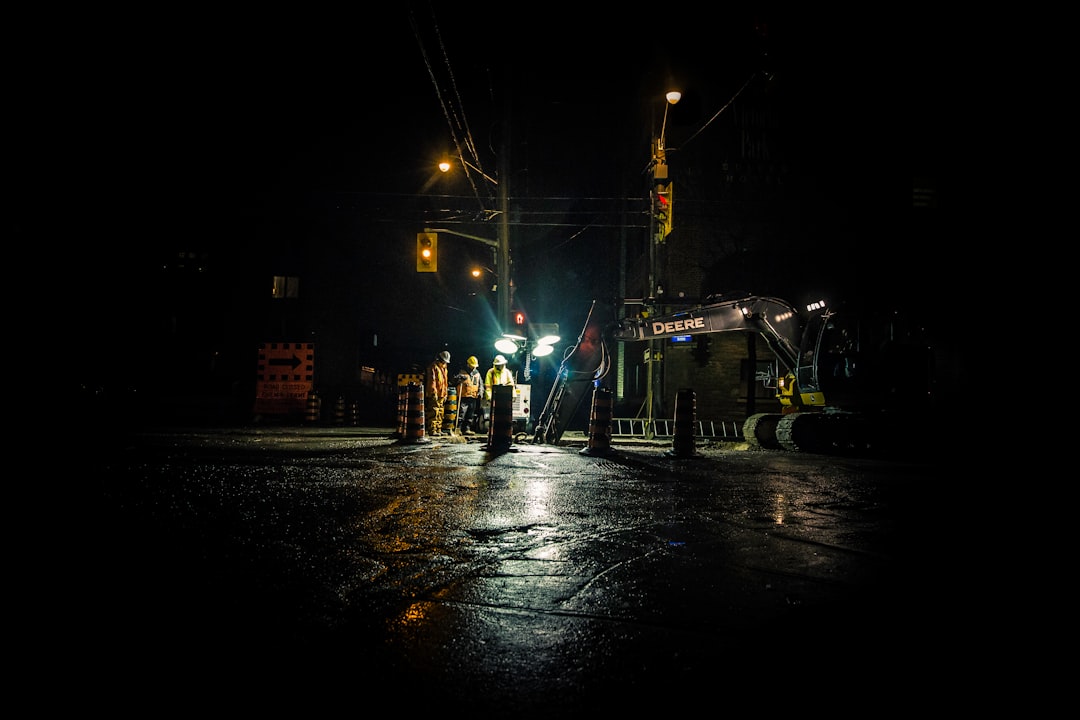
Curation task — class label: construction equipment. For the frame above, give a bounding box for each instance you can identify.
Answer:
[532,294,936,454]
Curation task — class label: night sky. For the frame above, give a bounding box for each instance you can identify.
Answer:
[44,6,955,395]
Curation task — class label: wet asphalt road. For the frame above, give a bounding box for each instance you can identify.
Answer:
[95,426,954,713]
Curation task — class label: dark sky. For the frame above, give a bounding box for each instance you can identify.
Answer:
[86,6,939,202]
[47,6,952,383]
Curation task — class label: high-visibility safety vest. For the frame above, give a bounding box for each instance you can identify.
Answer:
[459,368,481,398]
[484,367,514,401]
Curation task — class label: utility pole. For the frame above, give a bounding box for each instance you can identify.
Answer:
[497,67,513,330]
[497,120,511,329]
[644,91,680,440]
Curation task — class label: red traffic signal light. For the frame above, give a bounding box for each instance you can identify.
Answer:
[654,182,673,239]
[513,310,526,326]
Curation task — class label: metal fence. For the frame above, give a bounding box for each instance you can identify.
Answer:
[609,418,744,440]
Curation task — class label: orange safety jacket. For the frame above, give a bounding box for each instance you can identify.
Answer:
[458,368,481,399]
[425,361,448,400]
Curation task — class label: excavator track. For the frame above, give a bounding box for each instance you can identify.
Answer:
[774,411,876,454]
[742,413,782,450]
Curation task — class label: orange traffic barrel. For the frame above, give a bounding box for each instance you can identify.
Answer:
[397,386,407,437]
[402,382,427,443]
[334,396,346,426]
[305,391,321,424]
[445,387,458,434]
[581,386,613,456]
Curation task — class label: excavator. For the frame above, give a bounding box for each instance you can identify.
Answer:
[532,294,936,454]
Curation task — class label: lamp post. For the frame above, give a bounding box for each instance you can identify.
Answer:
[644,89,681,439]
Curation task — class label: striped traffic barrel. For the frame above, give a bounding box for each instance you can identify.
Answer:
[403,383,427,443]
[397,386,406,436]
[305,390,321,424]
[486,385,513,452]
[444,387,458,434]
[333,396,346,426]
[581,386,613,456]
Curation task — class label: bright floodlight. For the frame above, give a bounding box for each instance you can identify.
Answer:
[495,338,519,354]
[532,344,554,358]
[536,334,561,346]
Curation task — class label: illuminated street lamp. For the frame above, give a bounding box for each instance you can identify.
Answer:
[439,156,498,185]
[469,264,498,293]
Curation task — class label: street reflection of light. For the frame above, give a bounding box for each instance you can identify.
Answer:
[397,601,429,628]
[515,475,553,523]
[772,493,787,525]
[533,544,563,561]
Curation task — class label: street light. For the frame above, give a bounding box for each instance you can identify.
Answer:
[658,90,681,159]
[469,264,498,293]
[439,156,498,185]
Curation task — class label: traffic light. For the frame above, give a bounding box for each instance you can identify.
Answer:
[416,232,437,272]
[513,310,527,328]
[654,181,673,240]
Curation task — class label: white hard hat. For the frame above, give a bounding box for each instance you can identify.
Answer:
[493,355,507,366]
[438,351,450,363]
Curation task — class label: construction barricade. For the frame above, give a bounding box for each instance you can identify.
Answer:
[444,387,458,435]
[580,386,614,456]
[486,385,514,452]
[668,388,698,457]
[400,382,427,443]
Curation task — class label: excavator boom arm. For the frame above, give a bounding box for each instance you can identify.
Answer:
[611,296,804,371]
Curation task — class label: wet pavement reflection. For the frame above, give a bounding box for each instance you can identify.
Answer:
[97,428,951,712]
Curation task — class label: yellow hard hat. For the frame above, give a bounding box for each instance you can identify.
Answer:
[467,356,478,368]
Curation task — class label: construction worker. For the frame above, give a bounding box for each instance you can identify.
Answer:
[454,355,483,435]
[484,354,515,408]
[424,350,450,436]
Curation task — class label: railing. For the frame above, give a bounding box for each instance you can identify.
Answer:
[609,418,744,440]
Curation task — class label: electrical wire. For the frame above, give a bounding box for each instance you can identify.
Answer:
[409,3,496,211]
[668,71,760,154]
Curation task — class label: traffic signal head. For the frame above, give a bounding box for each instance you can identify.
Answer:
[513,310,526,327]
[416,232,438,272]
[654,182,673,240]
